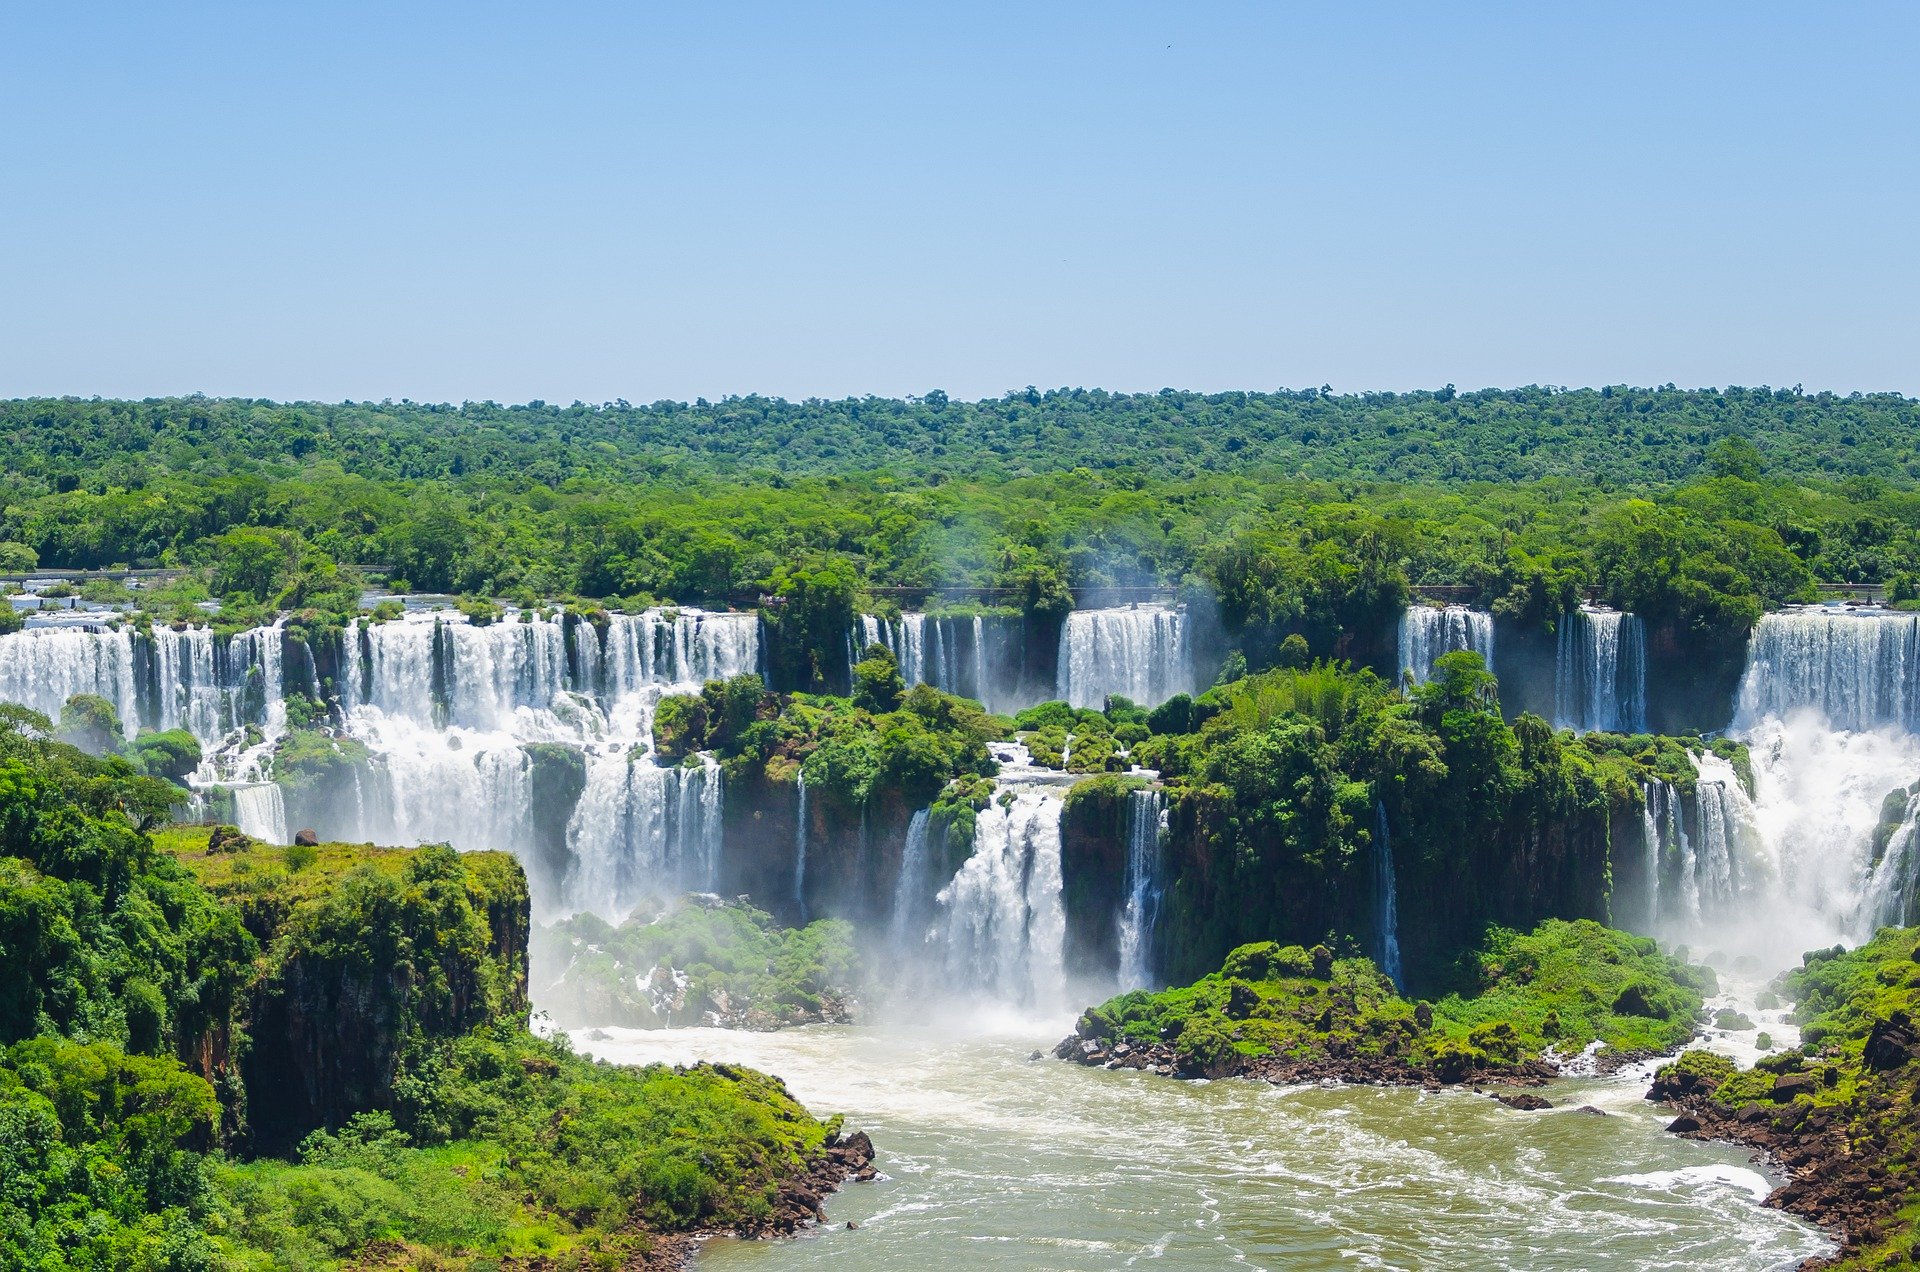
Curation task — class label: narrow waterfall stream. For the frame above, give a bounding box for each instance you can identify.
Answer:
[1115,787,1166,991]
[1374,801,1404,989]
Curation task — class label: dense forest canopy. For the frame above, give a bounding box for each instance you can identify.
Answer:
[2,389,1917,679]
[4,385,1917,487]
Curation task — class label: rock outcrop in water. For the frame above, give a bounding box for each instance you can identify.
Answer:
[1649,929,1920,1267]
[1059,920,1712,1089]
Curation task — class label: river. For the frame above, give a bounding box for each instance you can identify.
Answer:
[574,1007,1828,1271]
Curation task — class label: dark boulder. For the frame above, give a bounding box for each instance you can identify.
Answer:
[1770,1072,1817,1101]
[1862,1011,1918,1072]
[293,827,320,847]
[1496,1092,1554,1111]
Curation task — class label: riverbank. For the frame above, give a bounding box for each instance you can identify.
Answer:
[575,1017,1827,1270]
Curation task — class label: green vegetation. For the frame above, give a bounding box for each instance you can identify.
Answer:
[1652,929,1920,1267]
[2,391,1918,692]
[1121,651,1706,987]
[659,665,1004,813]
[0,708,854,1269]
[1075,919,1709,1081]
[533,898,861,1030]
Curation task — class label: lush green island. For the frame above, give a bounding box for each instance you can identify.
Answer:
[1649,929,1920,1268]
[1059,919,1712,1088]
[0,710,871,1270]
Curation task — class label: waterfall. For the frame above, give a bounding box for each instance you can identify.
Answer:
[935,787,1068,1011]
[1554,607,1646,733]
[792,773,809,922]
[1637,780,1689,927]
[888,808,935,955]
[1397,605,1494,685]
[0,626,139,738]
[1863,790,1920,929]
[1372,801,1404,989]
[0,605,768,924]
[1057,605,1193,710]
[850,613,1033,712]
[557,753,724,920]
[1734,610,1920,734]
[1116,788,1167,990]
[1689,751,1754,920]
[233,782,289,845]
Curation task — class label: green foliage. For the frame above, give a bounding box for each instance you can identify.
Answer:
[56,693,124,755]
[534,898,861,1029]
[0,1036,220,1271]
[129,730,201,785]
[1081,919,1707,1078]
[851,643,906,713]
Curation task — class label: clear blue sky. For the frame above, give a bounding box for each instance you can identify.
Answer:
[2,2,1914,403]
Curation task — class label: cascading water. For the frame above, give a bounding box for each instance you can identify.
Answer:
[1057,605,1193,710]
[1663,607,1920,966]
[1734,610,1920,734]
[792,772,810,923]
[936,788,1068,1011]
[1863,789,1920,929]
[1115,788,1166,991]
[558,754,724,920]
[887,807,935,955]
[1638,780,1688,927]
[232,782,290,844]
[1554,607,1646,733]
[0,605,762,922]
[1373,801,1403,989]
[926,741,1074,1011]
[333,607,757,915]
[1397,605,1494,685]
[1689,752,1752,920]
[0,626,139,736]
[850,612,1029,713]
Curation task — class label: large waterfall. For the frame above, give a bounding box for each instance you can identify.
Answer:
[0,606,760,921]
[935,789,1068,1011]
[1554,607,1646,733]
[921,741,1074,1011]
[1645,607,1920,967]
[1057,605,1193,710]
[1734,609,1920,734]
[1115,787,1167,991]
[1396,605,1494,685]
